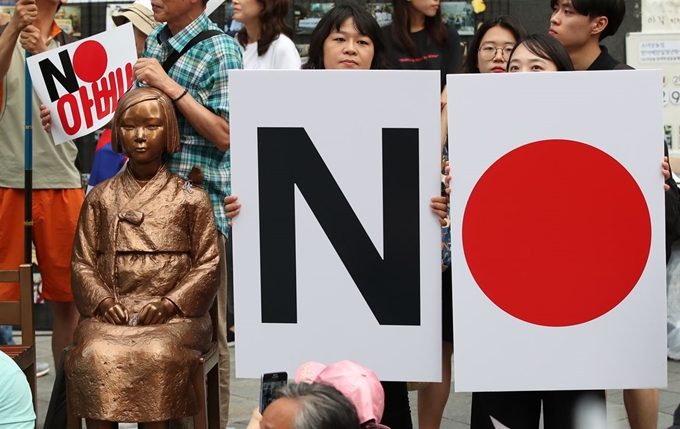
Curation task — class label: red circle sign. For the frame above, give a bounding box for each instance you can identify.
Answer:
[72,41,108,83]
[462,139,651,327]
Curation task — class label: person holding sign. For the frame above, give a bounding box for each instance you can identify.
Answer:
[418,15,529,429]
[65,87,219,427]
[299,4,389,70]
[133,0,242,426]
[466,35,604,429]
[227,6,450,428]
[0,0,83,371]
[548,1,680,428]
[228,0,301,345]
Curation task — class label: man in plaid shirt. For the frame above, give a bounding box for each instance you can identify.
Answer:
[133,0,243,426]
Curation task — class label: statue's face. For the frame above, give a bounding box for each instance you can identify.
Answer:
[119,100,166,164]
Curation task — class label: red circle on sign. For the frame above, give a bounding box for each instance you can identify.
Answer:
[72,41,108,83]
[462,139,651,327]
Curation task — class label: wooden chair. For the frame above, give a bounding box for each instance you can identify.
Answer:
[192,299,220,429]
[67,299,220,428]
[0,264,37,414]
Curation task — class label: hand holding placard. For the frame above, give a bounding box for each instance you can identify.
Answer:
[19,25,49,55]
[11,0,37,30]
[26,24,137,145]
[133,58,184,100]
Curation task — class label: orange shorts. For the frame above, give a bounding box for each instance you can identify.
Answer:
[0,187,84,302]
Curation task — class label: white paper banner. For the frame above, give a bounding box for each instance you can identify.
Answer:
[642,0,680,33]
[230,70,442,381]
[26,23,137,145]
[206,0,226,16]
[449,70,667,392]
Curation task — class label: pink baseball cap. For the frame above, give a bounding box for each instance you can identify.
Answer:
[295,360,388,429]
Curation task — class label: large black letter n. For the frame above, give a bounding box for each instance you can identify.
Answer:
[258,128,420,326]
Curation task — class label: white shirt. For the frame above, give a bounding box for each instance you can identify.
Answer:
[243,34,301,70]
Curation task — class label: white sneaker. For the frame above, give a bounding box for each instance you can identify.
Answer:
[36,362,50,378]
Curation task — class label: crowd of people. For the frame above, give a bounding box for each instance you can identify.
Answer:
[0,0,678,427]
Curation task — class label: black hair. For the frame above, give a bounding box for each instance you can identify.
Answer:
[236,0,294,56]
[549,0,625,40]
[508,33,575,71]
[461,15,528,74]
[390,0,447,56]
[301,4,389,70]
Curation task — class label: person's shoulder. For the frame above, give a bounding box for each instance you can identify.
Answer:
[203,21,237,46]
[444,23,460,39]
[199,26,241,58]
[52,29,78,47]
[272,33,296,49]
[588,45,630,71]
[186,23,241,67]
[148,24,165,42]
[60,31,78,45]
[381,24,394,46]
[614,63,634,70]
[0,350,20,373]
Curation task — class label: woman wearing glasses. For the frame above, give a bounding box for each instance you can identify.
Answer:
[469,34,593,429]
[417,15,528,429]
[461,15,528,74]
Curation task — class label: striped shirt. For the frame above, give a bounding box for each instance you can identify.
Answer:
[142,13,243,235]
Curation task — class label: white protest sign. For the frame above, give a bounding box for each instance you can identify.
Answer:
[205,0,227,17]
[26,23,137,145]
[448,70,666,392]
[230,70,442,381]
[642,0,680,33]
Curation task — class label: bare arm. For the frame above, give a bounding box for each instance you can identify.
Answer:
[0,0,36,80]
[170,82,230,151]
[134,57,230,151]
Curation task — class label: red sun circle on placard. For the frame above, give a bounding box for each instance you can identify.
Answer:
[462,139,651,327]
[72,41,108,83]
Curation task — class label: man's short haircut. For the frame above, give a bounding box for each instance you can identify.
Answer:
[550,0,625,40]
[275,382,362,429]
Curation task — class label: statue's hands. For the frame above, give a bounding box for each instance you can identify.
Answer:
[98,298,129,325]
[138,298,178,325]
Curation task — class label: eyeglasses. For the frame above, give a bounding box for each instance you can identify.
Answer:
[478,44,515,61]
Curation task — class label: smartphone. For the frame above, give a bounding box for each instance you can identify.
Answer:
[259,371,288,414]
